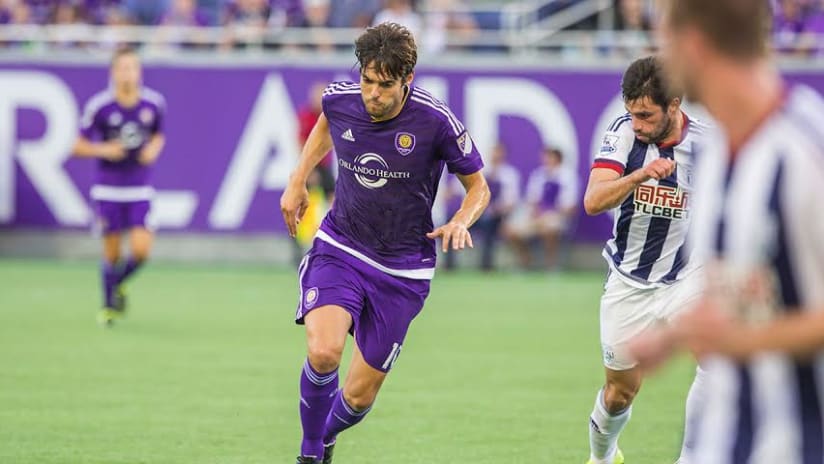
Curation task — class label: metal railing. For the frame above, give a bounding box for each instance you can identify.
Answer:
[0,23,822,59]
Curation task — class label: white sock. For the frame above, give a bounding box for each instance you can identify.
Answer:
[678,365,707,464]
[589,388,632,462]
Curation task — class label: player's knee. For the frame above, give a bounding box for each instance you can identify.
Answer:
[306,345,343,373]
[342,388,376,412]
[132,249,150,262]
[603,380,639,414]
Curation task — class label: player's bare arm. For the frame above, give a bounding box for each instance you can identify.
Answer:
[280,112,334,238]
[73,136,126,161]
[138,133,166,165]
[427,171,490,252]
[583,158,676,215]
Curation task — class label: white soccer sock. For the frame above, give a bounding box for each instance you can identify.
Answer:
[589,388,632,463]
[678,365,708,464]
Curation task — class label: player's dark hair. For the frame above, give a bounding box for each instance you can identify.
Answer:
[110,45,138,67]
[355,22,417,81]
[544,147,563,162]
[665,0,771,60]
[621,56,682,110]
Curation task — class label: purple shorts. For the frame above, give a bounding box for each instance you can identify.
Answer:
[95,200,151,234]
[295,242,431,373]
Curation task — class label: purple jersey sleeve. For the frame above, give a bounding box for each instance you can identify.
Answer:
[438,124,484,176]
[79,98,103,140]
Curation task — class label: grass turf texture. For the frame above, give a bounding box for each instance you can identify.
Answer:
[0,259,694,464]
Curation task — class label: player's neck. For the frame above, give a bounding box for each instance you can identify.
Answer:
[703,61,783,154]
[659,110,685,148]
[114,87,140,108]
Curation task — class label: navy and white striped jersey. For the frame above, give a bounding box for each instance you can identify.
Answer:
[592,112,708,289]
[690,85,824,464]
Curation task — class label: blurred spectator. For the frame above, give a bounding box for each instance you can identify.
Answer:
[220,0,302,49]
[0,0,15,24]
[600,0,652,57]
[25,0,51,24]
[420,0,478,55]
[161,0,209,26]
[300,0,334,51]
[327,0,380,28]
[85,1,123,25]
[221,0,271,49]
[297,81,336,201]
[157,0,211,48]
[98,5,134,50]
[373,0,421,39]
[504,147,578,271]
[49,2,92,48]
[474,143,519,272]
[8,0,32,24]
[293,81,334,265]
[774,0,809,53]
[123,0,170,25]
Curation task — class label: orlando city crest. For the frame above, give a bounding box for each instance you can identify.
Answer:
[304,287,319,309]
[394,132,416,156]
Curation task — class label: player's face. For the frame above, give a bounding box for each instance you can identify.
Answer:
[110,53,141,93]
[360,65,412,121]
[657,5,702,102]
[625,97,676,145]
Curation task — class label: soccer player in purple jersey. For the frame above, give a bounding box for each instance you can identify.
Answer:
[73,47,166,326]
[280,22,490,464]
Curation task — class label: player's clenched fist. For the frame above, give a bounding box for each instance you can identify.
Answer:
[280,182,309,238]
[637,158,676,182]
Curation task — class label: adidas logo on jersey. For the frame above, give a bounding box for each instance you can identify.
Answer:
[341,129,355,142]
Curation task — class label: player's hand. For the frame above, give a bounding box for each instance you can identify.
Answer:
[138,147,159,166]
[637,158,676,182]
[280,181,310,238]
[99,141,126,161]
[426,221,473,253]
[628,325,679,374]
[674,298,754,360]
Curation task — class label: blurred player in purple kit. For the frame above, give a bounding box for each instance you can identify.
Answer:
[73,47,166,326]
[280,22,490,464]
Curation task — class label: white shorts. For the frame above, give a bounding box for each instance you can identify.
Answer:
[600,270,704,370]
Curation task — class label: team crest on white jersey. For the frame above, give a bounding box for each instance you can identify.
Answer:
[634,184,689,219]
[341,128,355,142]
[394,132,416,156]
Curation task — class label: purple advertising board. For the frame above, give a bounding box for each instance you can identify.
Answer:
[2,61,823,242]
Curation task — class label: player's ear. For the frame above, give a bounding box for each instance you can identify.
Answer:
[405,71,415,87]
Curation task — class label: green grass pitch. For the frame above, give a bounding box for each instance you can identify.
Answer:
[0,259,694,464]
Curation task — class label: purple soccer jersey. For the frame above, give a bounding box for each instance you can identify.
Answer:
[79,87,165,196]
[317,81,484,278]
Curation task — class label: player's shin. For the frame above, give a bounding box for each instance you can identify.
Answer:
[678,365,707,464]
[118,257,144,284]
[322,390,372,446]
[101,261,119,308]
[300,359,339,458]
[589,388,631,462]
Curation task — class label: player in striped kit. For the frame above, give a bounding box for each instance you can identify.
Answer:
[582,56,710,464]
[631,1,824,463]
